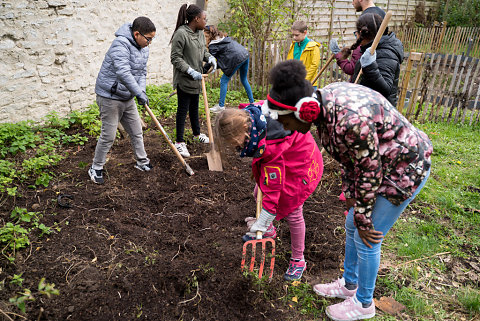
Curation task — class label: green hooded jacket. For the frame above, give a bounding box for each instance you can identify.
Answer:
[170,25,212,94]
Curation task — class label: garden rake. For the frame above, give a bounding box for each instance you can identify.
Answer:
[241,188,275,280]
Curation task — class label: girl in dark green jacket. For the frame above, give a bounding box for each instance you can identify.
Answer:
[170,3,217,158]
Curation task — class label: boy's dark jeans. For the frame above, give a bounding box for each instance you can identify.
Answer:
[92,95,149,170]
[176,86,200,143]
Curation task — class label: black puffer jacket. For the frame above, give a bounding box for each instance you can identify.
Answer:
[207,37,249,77]
[352,32,404,106]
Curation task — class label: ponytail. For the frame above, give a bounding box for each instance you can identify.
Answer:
[170,3,203,43]
[350,13,383,51]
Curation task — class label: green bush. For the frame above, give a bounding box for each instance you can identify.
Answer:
[438,0,480,27]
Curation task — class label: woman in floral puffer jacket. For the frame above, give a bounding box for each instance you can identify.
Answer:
[262,60,432,321]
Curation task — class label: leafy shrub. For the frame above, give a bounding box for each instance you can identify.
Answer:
[437,0,480,27]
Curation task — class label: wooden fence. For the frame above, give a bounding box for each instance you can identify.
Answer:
[397,52,480,125]
[394,24,480,57]
[206,28,480,125]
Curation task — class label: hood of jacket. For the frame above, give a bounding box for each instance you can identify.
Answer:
[115,23,140,49]
[207,36,249,77]
[209,36,229,46]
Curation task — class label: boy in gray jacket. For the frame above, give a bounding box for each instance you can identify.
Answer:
[89,16,156,184]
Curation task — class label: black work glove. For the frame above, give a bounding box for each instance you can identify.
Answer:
[136,91,149,106]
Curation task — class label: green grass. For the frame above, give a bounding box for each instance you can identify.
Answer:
[376,121,480,319]
[281,121,480,320]
[457,287,480,316]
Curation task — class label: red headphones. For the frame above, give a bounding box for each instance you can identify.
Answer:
[265,94,321,123]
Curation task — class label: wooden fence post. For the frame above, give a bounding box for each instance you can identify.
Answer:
[405,53,425,120]
[397,52,422,113]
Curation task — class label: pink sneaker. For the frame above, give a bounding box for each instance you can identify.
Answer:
[284,259,306,281]
[313,278,357,299]
[326,296,375,321]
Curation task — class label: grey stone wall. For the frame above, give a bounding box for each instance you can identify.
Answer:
[0,0,227,123]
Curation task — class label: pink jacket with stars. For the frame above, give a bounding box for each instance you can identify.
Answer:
[252,119,323,220]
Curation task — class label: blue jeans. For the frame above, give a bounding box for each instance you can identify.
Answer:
[218,58,254,107]
[342,170,430,304]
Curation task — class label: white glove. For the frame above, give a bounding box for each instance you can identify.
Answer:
[187,67,202,80]
[246,209,276,240]
[360,48,377,68]
[208,56,217,73]
[329,39,341,54]
[245,217,257,230]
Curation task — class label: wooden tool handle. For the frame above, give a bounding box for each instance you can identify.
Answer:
[355,11,393,84]
[201,75,215,146]
[256,187,263,240]
[312,54,335,85]
[144,105,194,176]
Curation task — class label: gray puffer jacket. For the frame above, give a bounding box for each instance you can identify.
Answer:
[95,23,148,101]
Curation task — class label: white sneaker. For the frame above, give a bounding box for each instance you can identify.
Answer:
[174,142,190,158]
[210,104,225,113]
[194,133,209,144]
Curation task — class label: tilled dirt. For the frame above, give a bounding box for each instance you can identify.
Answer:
[0,116,348,320]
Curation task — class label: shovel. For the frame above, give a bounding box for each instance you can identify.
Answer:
[201,75,223,171]
[241,188,276,280]
[144,104,194,176]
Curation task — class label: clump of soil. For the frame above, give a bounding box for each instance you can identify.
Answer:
[0,117,346,320]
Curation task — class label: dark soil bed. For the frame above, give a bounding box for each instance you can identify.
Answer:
[0,116,347,320]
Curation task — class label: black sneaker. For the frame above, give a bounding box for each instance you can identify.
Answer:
[88,167,104,184]
[135,162,153,172]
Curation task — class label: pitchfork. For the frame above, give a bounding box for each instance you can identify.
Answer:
[241,188,276,279]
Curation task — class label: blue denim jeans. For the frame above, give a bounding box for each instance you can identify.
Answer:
[218,58,254,107]
[342,170,430,304]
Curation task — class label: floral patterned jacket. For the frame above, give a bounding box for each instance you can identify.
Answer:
[315,82,433,230]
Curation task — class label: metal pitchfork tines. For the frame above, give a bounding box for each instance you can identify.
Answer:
[241,188,275,280]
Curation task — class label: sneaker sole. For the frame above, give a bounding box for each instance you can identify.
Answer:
[325,308,375,321]
[88,171,104,184]
[284,273,304,281]
[313,287,355,299]
[89,176,104,184]
[134,165,152,172]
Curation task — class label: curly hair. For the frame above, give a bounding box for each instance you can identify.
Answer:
[204,25,225,47]
[268,60,314,110]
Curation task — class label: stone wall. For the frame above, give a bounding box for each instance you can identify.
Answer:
[0,0,227,123]
[0,0,430,123]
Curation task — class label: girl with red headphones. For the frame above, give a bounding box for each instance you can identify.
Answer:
[263,59,432,321]
[214,102,323,281]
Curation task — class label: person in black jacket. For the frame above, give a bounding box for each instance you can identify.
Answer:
[351,13,404,107]
[204,25,255,112]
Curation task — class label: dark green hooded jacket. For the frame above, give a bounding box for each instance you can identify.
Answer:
[170,25,212,94]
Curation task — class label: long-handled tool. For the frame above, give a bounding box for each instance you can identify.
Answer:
[312,54,335,86]
[354,11,393,84]
[201,75,223,171]
[144,104,194,176]
[241,188,275,279]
